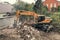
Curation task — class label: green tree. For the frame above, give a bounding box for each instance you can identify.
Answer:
[24,4,29,11]
[13,1,34,11]
[33,0,42,14]
[25,3,34,11]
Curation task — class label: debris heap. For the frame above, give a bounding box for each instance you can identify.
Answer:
[0,25,60,40]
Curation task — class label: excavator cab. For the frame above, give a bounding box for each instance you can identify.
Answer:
[37,15,45,22]
[37,15,52,24]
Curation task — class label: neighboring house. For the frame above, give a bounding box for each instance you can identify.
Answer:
[0,3,15,13]
[43,0,60,11]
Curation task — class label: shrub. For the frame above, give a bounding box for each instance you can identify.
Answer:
[57,6,60,12]
[51,7,57,12]
[49,12,60,27]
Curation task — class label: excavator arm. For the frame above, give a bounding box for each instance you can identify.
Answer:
[16,10,38,21]
[16,10,52,23]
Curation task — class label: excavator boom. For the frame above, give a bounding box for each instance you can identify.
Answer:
[16,10,38,21]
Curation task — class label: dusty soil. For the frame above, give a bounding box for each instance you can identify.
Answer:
[0,25,60,40]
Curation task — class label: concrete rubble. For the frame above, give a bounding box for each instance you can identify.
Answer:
[0,24,60,40]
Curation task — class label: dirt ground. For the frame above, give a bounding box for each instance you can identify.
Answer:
[0,25,60,40]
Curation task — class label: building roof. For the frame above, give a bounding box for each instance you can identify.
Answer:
[0,3,14,13]
[43,0,60,2]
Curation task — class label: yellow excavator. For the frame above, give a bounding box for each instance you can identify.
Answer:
[15,10,53,32]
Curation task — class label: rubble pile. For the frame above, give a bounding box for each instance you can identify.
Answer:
[0,25,60,40]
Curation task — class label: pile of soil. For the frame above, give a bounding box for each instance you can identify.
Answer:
[0,25,60,40]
